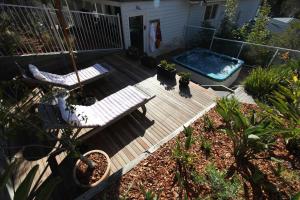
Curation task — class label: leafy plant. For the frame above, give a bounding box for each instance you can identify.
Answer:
[244,66,289,101]
[178,72,191,83]
[216,97,240,124]
[218,0,238,39]
[203,115,215,132]
[172,126,198,198]
[200,136,212,157]
[159,60,176,71]
[0,160,61,200]
[216,97,275,162]
[140,186,161,200]
[204,164,241,200]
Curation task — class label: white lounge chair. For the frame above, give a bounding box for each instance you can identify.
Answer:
[16,62,111,90]
[39,86,155,139]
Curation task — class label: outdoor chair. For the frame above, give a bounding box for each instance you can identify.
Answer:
[15,62,111,90]
[38,86,155,140]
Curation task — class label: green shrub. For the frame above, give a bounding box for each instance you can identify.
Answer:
[216,97,240,124]
[216,97,275,162]
[159,60,176,71]
[244,67,283,100]
[200,136,212,157]
[203,115,215,132]
[178,72,191,83]
[205,164,242,200]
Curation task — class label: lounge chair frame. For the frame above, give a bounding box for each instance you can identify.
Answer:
[15,62,111,90]
[38,87,155,141]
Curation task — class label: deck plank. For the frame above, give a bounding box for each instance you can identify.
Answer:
[12,53,216,192]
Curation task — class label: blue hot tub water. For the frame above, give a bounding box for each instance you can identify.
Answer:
[173,49,244,81]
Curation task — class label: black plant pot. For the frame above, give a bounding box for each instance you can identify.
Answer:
[179,79,190,87]
[157,65,177,79]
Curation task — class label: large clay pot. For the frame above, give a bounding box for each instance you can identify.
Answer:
[73,150,111,188]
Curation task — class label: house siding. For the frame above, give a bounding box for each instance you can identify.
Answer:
[120,0,190,56]
[102,0,261,56]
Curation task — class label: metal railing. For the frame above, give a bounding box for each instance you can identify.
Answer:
[0,3,123,57]
[185,25,300,67]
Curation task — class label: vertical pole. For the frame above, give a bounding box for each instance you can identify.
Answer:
[209,29,216,50]
[237,42,244,58]
[44,5,65,52]
[268,49,279,67]
[117,13,123,49]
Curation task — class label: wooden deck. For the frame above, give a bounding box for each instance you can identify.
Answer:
[12,53,216,198]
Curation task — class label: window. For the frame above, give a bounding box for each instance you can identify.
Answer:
[204,4,218,20]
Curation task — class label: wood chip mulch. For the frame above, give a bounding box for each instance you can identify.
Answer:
[99,104,300,200]
[76,152,108,185]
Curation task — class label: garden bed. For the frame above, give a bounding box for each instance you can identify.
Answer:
[101,104,300,199]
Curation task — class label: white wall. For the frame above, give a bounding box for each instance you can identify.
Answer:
[120,0,191,56]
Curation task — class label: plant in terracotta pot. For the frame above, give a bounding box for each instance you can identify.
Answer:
[157,60,177,79]
[73,149,111,188]
[141,53,157,68]
[178,72,191,87]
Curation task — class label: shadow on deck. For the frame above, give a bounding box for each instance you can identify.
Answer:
[12,52,216,199]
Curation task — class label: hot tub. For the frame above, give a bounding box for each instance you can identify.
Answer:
[173,48,244,87]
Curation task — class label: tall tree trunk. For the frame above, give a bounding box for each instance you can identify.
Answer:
[53,0,83,92]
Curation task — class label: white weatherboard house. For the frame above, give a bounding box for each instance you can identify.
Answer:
[70,0,261,56]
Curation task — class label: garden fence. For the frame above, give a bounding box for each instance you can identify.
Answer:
[185,25,300,67]
[0,3,123,57]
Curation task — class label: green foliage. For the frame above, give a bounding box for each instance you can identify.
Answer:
[0,161,61,200]
[259,81,300,141]
[236,0,271,44]
[244,60,299,101]
[219,0,238,39]
[172,126,198,198]
[0,12,21,55]
[244,67,282,100]
[200,136,212,157]
[216,97,240,124]
[140,186,160,200]
[292,192,300,200]
[204,164,242,200]
[178,72,191,83]
[160,60,176,71]
[216,97,275,161]
[203,115,215,132]
[270,21,300,50]
[14,165,39,200]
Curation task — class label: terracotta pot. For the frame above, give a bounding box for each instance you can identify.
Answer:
[73,150,111,188]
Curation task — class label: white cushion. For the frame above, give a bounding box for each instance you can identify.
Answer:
[40,72,65,85]
[28,64,49,81]
[57,98,88,126]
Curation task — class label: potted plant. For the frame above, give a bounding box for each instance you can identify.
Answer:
[157,60,177,79]
[126,46,140,60]
[141,53,157,68]
[178,72,191,87]
[73,150,111,188]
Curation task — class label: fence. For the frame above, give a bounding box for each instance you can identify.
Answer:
[185,25,300,67]
[0,3,123,57]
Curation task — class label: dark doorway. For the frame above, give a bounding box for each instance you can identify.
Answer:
[129,15,144,54]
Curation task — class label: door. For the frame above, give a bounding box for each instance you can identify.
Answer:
[129,15,144,54]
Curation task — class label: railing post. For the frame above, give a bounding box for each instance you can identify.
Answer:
[268,49,279,67]
[209,29,216,50]
[237,42,244,58]
[44,5,65,53]
[117,14,124,49]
